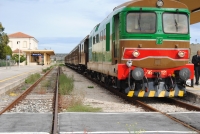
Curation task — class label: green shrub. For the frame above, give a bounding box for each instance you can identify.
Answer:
[59,74,74,95]
[25,73,40,84]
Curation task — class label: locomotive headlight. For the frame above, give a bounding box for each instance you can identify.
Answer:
[157,0,164,7]
[132,50,140,57]
[126,60,132,68]
[132,68,144,80]
[178,51,185,58]
[179,68,190,81]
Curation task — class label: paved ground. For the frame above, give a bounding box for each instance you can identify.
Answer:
[59,112,198,134]
[0,65,47,81]
[0,112,198,133]
[187,86,200,95]
[169,112,200,131]
[0,113,52,133]
[0,65,50,95]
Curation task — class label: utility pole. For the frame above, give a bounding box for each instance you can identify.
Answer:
[17,41,20,68]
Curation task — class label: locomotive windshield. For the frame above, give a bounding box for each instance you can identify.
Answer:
[163,13,188,34]
[126,12,156,33]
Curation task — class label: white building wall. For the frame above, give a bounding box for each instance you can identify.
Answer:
[8,38,38,51]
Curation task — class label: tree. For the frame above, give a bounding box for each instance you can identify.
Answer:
[12,54,26,64]
[0,22,11,59]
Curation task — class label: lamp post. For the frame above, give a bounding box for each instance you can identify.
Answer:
[17,41,20,68]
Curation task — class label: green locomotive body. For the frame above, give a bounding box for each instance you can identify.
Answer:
[66,0,194,97]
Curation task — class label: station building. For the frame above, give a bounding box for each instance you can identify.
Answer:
[8,32,55,65]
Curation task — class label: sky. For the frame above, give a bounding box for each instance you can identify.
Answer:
[0,0,200,54]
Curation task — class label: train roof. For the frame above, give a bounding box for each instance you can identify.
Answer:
[114,0,187,10]
[79,35,89,44]
[114,0,200,24]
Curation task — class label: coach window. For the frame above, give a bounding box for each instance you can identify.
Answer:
[102,31,103,41]
[82,44,84,51]
[100,31,102,41]
[101,31,103,41]
[104,29,106,40]
[96,34,99,43]
[126,12,156,33]
[163,13,188,34]
[102,30,104,40]
[93,36,96,44]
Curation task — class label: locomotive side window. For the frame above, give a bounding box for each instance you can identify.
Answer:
[126,12,156,33]
[163,13,188,34]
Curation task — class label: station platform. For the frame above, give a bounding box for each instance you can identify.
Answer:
[186,85,200,103]
[59,112,198,134]
[0,113,52,133]
[0,65,50,95]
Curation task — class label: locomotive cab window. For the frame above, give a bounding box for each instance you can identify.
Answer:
[163,13,188,34]
[126,12,156,33]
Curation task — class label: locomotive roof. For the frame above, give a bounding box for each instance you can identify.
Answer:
[114,0,187,11]
[114,0,200,24]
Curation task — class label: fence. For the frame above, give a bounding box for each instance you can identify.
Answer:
[0,59,15,67]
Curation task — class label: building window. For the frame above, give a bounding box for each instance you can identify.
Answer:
[10,41,13,48]
[23,41,27,48]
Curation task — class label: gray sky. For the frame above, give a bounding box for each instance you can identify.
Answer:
[0,0,200,53]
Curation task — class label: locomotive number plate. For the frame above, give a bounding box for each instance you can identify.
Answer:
[156,37,163,45]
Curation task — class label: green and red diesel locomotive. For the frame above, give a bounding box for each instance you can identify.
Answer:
[65,0,194,97]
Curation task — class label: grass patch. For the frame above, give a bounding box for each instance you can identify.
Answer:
[21,86,26,90]
[59,64,65,66]
[41,80,51,87]
[42,67,50,73]
[67,104,102,112]
[42,66,54,73]
[25,73,40,84]
[59,93,102,112]
[59,74,74,95]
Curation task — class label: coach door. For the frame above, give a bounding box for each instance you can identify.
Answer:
[112,14,120,64]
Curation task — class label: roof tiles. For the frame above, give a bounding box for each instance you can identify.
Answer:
[8,32,34,38]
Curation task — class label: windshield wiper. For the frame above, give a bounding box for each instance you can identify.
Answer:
[138,8,142,31]
[174,9,179,32]
[174,19,178,32]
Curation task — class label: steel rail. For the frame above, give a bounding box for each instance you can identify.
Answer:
[132,98,200,133]
[163,98,200,111]
[52,67,60,134]
[0,67,53,115]
[66,66,200,133]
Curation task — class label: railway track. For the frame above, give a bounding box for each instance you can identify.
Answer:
[0,66,60,134]
[65,66,200,133]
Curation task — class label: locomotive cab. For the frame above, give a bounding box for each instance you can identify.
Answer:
[115,0,193,97]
